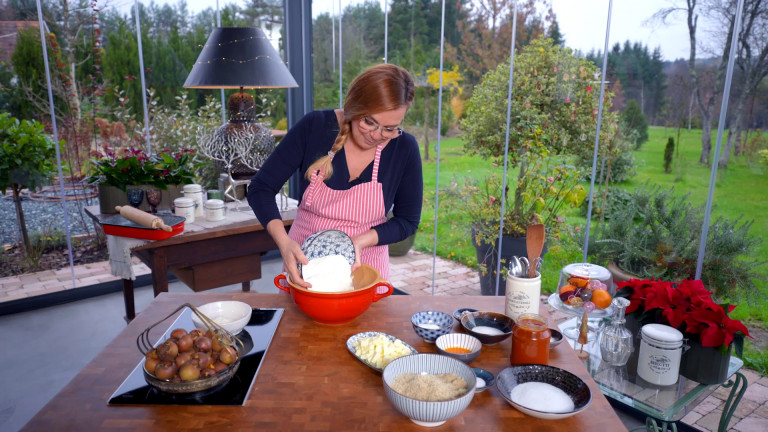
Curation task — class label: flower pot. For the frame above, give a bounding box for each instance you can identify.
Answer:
[679,339,732,385]
[389,233,416,256]
[98,185,128,214]
[471,229,547,296]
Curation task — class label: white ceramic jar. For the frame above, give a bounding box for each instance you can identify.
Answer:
[637,323,684,386]
[505,273,541,322]
[173,197,195,222]
[182,184,205,218]
[205,199,226,221]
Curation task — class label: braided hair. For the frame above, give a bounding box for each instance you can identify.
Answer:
[305,63,415,180]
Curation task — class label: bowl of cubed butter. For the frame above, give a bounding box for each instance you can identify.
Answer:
[346,331,418,372]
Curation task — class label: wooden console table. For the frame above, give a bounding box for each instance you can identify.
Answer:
[85,202,295,321]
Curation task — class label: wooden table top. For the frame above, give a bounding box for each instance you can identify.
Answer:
[23,293,627,431]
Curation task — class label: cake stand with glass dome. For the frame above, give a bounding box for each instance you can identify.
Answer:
[549,263,615,341]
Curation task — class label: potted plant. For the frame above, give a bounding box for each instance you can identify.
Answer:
[444,152,586,295]
[587,183,762,303]
[458,36,613,295]
[86,145,200,213]
[616,278,751,384]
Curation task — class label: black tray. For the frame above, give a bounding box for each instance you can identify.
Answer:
[109,308,283,406]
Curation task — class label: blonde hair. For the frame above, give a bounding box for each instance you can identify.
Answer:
[305,64,415,180]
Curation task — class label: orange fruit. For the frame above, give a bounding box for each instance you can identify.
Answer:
[592,289,612,309]
[559,284,576,294]
[569,276,589,288]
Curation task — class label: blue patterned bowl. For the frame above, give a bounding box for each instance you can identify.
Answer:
[411,311,453,343]
[496,364,592,420]
[382,353,476,427]
[299,229,355,276]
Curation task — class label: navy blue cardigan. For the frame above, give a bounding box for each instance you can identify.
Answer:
[247,109,423,245]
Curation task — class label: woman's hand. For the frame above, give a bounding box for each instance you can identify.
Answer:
[267,220,311,288]
[350,229,379,273]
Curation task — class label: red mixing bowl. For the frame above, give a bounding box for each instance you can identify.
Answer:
[273,264,394,325]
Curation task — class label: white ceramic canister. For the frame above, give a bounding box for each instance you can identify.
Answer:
[637,323,684,386]
[205,199,226,221]
[505,272,541,322]
[174,197,195,223]
[182,184,205,218]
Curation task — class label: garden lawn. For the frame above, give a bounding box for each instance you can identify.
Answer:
[412,127,768,326]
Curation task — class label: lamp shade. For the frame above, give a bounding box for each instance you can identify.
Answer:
[184,27,298,89]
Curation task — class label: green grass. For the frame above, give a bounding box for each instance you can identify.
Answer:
[410,127,768,327]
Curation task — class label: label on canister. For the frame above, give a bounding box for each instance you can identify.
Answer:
[174,197,195,223]
[637,324,683,386]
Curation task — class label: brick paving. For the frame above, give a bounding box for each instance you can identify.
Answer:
[0,249,765,431]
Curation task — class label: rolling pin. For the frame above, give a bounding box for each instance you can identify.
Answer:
[115,206,173,232]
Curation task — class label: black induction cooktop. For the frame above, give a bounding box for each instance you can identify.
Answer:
[108,308,283,406]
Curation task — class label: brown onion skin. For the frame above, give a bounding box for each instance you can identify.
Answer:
[144,357,161,374]
[194,336,212,352]
[189,329,206,339]
[219,346,237,365]
[192,352,212,369]
[175,351,193,368]
[176,334,194,352]
[156,341,179,361]
[170,328,187,339]
[212,361,228,372]
[200,368,218,378]
[179,363,201,381]
[154,361,177,380]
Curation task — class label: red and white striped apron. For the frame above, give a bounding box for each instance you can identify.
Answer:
[288,143,390,278]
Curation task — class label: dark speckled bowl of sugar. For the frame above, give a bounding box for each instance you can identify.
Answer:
[459,311,514,345]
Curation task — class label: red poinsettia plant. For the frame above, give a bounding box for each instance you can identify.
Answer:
[616,278,751,350]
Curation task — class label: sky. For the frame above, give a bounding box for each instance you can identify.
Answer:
[122,0,698,61]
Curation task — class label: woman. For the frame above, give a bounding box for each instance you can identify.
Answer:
[247,63,422,287]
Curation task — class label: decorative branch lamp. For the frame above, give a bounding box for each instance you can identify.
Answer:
[184,27,298,187]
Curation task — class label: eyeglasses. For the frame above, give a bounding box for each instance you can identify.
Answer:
[359,115,403,139]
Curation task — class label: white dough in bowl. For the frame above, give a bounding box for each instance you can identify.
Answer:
[509,382,575,413]
[303,254,355,292]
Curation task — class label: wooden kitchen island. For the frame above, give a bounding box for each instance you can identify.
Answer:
[23,294,628,431]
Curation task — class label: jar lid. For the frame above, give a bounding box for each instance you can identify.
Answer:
[641,324,683,346]
[206,199,224,209]
[174,197,194,206]
[562,262,611,281]
[183,184,202,192]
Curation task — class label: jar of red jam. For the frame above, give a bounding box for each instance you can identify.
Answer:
[510,313,551,365]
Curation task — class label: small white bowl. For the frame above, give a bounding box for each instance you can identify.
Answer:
[191,301,252,335]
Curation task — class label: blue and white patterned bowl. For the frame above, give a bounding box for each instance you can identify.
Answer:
[382,353,476,427]
[472,367,495,393]
[299,229,356,276]
[496,364,592,420]
[411,311,453,343]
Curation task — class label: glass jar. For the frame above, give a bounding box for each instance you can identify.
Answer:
[599,297,634,366]
[510,313,551,365]
[173,197,195,222]
[637,324,684,386]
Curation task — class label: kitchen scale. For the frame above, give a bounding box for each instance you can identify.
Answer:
[109,307,283,406]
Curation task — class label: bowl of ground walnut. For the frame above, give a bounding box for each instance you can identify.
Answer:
[382,353,476,427]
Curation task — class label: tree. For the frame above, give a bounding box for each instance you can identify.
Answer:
[445,0,549,87]
[621,99,649,148]
[0,113,59,256]
[653,0,768,167]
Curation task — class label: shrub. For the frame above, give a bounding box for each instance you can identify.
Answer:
[587,183,763,304]
[664,137,674,173]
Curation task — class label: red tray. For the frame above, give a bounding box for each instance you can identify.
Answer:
[101,213,185,240]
